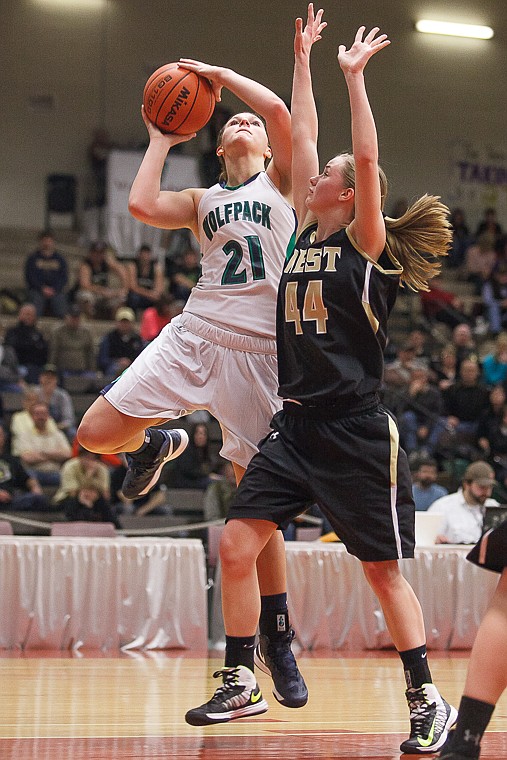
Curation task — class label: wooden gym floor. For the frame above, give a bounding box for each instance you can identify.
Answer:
[0,649,506,759]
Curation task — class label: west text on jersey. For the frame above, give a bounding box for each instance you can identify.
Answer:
[202,201,272,241]
[284,246,342,274]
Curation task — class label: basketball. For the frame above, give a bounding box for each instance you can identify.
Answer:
[143,63,216,135]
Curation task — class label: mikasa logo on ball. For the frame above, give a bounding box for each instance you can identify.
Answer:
[162,87,192,126]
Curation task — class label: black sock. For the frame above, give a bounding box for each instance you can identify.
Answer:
[259,593,289,640]
[450,696,495,756]
[225,635,256,670]
[398,644,432,689]
[130,428,164,460]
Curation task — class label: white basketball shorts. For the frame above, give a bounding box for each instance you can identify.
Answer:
[103,312,282,469]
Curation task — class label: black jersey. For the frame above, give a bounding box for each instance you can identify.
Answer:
[276,222,403,406]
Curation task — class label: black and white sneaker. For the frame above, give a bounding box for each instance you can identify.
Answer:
[122,428,189,499]
[185,666,268,726]
[400,683,458,754]
[254,628,308,708]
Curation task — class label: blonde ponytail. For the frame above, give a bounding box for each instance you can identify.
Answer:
[384,195,452,292]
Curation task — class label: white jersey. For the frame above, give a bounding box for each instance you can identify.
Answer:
[185,171,296,339]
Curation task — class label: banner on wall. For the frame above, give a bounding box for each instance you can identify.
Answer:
[106,150,200,260]
[448,140,507,229]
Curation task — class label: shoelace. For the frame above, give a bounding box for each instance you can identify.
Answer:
[407,687,437,736]
[210,667,241,702]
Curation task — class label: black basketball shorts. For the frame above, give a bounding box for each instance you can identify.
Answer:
[229,403,415,562]
[467,518,507,574]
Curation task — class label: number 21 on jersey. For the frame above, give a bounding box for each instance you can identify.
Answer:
[284,280,329,334]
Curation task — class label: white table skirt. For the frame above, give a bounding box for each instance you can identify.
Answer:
[210,543,499,650]
[0,537,207,651]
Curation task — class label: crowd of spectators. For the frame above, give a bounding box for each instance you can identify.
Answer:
[2,205,507,540]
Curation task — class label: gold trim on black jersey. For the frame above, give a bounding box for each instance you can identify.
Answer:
[345,226,404,275]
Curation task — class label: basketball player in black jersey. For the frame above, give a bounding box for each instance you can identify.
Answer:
[439,521,507,760]
[186,6,456,751]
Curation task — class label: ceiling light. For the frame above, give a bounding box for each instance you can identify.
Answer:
[415,19,494,39]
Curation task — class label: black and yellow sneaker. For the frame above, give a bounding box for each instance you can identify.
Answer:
[185,666,268,726]
[400,683,458,754]
[122,428,188,499]
[254,629,308,708]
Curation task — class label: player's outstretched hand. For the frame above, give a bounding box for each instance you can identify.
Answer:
[338,26,390,75]
[294,3,326,59]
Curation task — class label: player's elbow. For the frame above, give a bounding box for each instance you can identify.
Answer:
[128,195,156,224]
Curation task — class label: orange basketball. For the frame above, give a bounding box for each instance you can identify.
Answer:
[143,63,215,135]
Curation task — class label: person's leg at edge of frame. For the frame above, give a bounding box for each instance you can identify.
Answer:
[232,462,308,709]
[440,568,507,760]
[361,560,458,754]
[185,518,276,726]
[77,396,189,498]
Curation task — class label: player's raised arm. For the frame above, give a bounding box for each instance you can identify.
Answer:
[179,58,292,197]
[128,107,203,238]
[291,4,326,229]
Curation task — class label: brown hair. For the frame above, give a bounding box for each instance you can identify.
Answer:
[339,152,452,292]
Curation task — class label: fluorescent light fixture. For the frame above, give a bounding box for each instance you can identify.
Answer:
[33,0,106,8]
[415,19,494,39]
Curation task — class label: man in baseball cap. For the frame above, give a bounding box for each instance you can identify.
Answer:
[427,461,499,544]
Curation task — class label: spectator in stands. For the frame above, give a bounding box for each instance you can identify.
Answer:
[428,461,499,544]
[482,332,507,387]
[447,207,471,269]
[97,306,144,380]
[4,303,48,384]
[411,457,448,512]
[139,293,179,342]
[420,274,473,330]
[167,246,201,302]
[404,326,435,368]
[36,364,76,441]
[398,364,447,458]
[0,422,49,511]
[430,342,458,392]
[475,207,503,246]
[0,326,24,393]
[442,358,490,442]
[477,385,507,461]
[464,232,497,295]
[48,305,96,386]
[24,230,68,318]
[74,241,128,319]
[10,388,59,441]
[203,459,237,521]
[11,401,71,486]
[164,422,216,490]
[480,403,507,490]
[384,340,419,390]
[126,244,165,313]
[481,261,507,335]
[87,128,111,212]
[53,446,120,528]
[450,322,478,372]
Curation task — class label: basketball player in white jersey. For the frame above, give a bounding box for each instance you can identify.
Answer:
[78,60,307,711]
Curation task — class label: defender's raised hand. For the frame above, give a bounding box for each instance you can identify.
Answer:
[294,3,326,59]
[338,26,390,75]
